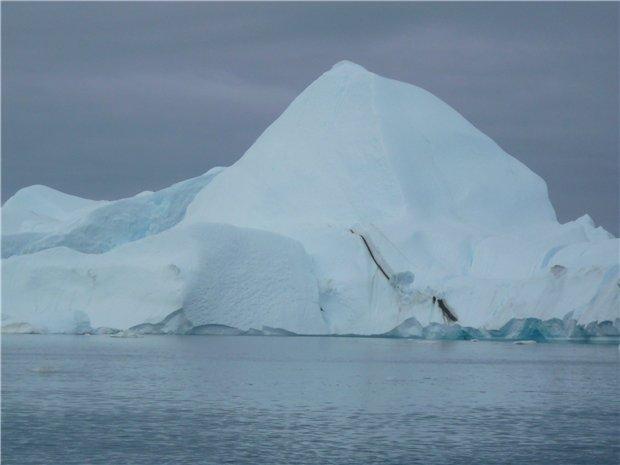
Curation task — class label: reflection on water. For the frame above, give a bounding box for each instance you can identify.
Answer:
[2,335,618,465]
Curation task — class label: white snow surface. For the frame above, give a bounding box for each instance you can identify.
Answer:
[2,184,108,235]
[2,61,618,334]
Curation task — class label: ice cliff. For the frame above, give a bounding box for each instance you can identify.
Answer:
[2,61,618,338]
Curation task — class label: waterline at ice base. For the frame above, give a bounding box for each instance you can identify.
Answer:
[2,61,618,340]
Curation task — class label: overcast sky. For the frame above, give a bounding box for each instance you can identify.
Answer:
[2,2,618,234]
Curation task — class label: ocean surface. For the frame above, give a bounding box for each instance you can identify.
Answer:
[2,335,618,465]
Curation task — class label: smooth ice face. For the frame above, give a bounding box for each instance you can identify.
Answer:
[1,61,618,334]
[182,223,326,335]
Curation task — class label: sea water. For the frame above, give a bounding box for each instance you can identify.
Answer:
[2,335,618,465]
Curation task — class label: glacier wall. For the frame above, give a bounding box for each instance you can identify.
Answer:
[2,61,618,336]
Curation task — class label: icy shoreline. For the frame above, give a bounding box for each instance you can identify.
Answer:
[3,315,618,343]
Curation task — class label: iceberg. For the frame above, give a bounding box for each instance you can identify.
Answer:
[2,61,618,337]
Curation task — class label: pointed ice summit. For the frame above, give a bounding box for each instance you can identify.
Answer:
[186,59,556,233]
[2,62,618,337]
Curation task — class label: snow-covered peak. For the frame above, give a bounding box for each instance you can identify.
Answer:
[185,61,557,235]
[329,60,370,74]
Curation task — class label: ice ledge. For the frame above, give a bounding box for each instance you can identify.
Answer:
[9,312,616,342]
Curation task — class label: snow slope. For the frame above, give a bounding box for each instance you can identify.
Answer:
[2,61,618,336]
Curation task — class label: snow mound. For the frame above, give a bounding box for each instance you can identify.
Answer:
[2,167,223,257]
[2,168,223,258]
[1,61,618,335]
[2,184,108,235]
